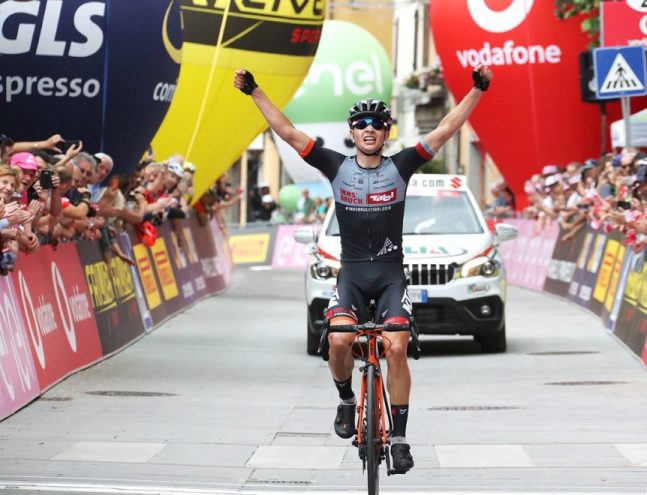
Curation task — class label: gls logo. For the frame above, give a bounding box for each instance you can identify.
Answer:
[467,0,534,33]
[0,0,105,57]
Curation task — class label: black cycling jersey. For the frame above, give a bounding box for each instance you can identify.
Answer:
[301,139,435,261]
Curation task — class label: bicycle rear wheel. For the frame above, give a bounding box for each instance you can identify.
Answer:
[366,365,380,495]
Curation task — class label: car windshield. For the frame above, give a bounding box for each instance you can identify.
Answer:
[325,191,483,235]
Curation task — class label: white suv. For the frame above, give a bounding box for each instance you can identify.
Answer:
[294,174,518,355]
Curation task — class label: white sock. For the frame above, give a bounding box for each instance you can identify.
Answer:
[390,436,406,445]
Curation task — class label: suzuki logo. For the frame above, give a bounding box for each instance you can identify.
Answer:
[467,0,534,33]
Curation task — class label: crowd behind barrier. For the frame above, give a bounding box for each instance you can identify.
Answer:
[0,132,236,421]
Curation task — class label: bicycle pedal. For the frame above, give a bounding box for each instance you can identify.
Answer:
[387,469,408,476]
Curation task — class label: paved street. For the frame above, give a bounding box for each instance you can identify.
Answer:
[1,267,647,494]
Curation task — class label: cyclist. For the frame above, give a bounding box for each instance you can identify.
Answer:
[234,65,492,473]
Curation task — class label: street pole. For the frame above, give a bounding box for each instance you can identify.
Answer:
[622,97,631,148]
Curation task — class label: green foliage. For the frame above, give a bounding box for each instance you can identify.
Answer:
[554,0,600,47]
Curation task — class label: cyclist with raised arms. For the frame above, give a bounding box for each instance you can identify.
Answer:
[234,65,492,473]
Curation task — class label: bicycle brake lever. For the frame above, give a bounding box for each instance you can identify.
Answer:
[318,322,330,361]
[409,319,422,360]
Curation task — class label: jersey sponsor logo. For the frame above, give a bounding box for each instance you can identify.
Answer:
[340,188,364,205]
[377,237,398,256]
[367,188,396,204]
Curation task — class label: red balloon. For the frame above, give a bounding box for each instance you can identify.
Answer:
[430,0,618,206]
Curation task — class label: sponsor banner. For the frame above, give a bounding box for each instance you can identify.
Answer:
[129,230,168,326]
[596,233,629,323]
[0,276,39,419]
[150,234,183,314]
[566,227,596,310]
[544,225,587,297]
[13,244,103,390]
[76,240,145,355]
[0,0,182,177]
[160,221,209,305]
[501,219,558,291]
[191,217,225,294]
[608,245,636,332]
[601,1,647,47]
[211,219,234,290]
[120,232,153,331]
[615,248,647,362]
[228,225,276,265]
[589,236,622,318]
[272,225,320,269]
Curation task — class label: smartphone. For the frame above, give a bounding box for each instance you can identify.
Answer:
[577,203,590,210]
[40,169,53,189]
[617,200,631,210]
[57,140,81,153]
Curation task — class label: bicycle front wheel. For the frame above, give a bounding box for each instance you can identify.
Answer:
[366,364,380,495]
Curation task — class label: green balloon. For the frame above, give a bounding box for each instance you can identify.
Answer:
[284,20,392,124]
[279,184,302,213]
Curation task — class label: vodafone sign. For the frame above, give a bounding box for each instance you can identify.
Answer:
[430,0,601,204]
[601,1,647,47]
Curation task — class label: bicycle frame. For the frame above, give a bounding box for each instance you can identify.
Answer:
[322,319,420,487]
[355,329,391,457]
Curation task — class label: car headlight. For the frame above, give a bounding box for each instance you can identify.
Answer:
[457,256,500,278]
[310,261,340,280]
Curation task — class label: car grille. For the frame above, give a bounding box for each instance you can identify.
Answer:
[405,263,455,285]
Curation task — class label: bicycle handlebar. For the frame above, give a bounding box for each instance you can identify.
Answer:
[328,322,410,333]
[319,320,422,360]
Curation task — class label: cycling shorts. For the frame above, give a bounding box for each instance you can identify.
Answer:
[326,261,412,327]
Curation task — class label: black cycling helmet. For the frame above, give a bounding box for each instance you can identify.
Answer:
[348,99,392,128]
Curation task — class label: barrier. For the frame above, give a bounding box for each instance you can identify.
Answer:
[501,220,647,365]
[0,219,233,421]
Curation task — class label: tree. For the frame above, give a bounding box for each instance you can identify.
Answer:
[554,0,600,46]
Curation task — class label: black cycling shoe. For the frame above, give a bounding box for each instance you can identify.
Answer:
[334,403,356,439]
[390,443,414,473]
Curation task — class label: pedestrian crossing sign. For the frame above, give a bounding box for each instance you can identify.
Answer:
[594,45,647,99]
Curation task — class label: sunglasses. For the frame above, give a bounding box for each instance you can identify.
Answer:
[351,118,387,130]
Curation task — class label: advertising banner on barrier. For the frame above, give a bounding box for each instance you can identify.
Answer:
[544,225,588,297]
[0,276,39,419]
[76,241,145,355]
[129,230,168,326]
[566,228,595,309]
[160,221,208,305]
[590,233,628,321]
[150,231,183,315]
[615,249,647,362]
[500,220,558,291]
[120,232,153,331]
[191,218,224,294]
[272,225,319,269]
[211,219,233,290]
[13,244,103,390]
[228,225,275,265]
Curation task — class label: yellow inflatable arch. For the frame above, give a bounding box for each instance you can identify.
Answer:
[153,0,325,202]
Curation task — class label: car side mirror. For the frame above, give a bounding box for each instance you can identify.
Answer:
[495,223,518,242]
[293,226,317,245]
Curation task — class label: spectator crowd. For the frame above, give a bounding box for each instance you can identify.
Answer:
[488,147,647,253]
[0,132,208,275]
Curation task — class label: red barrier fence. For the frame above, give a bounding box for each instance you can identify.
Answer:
[0,218,232,421]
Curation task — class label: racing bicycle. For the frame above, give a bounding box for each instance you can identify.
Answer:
[319,308,421,495]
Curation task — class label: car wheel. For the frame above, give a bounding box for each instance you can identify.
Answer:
[307,318,320,356]
[479,325,506,353]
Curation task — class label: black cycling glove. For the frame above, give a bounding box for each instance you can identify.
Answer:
[240,70,258,95]
[472,69,490,91]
